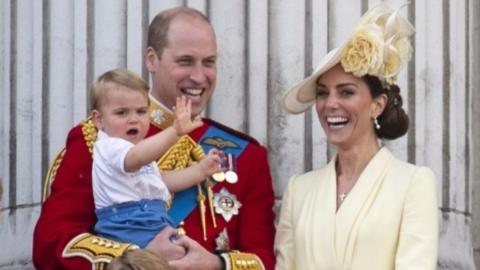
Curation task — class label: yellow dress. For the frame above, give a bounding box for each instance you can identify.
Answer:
[275,147,438,270]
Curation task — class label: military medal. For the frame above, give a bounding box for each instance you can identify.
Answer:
[225,171,238,184]
[211,151,227,182]
[212,172,225,182]
[213,188,242,222]
[210,151,238,183]
[224,153,238,183]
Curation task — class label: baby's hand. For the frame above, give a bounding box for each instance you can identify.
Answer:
[172,96,203,136]
[199,148,225,178]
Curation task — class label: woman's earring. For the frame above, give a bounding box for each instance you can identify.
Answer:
[373,117,381,130]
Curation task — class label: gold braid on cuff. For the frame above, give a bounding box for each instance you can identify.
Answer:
[220,251,265,270]
[62,233,139,266]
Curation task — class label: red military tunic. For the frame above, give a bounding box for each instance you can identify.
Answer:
[33,102,276,270]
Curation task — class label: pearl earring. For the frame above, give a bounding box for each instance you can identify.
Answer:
[373,117,381,130]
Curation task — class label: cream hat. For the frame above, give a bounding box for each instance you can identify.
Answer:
[283,3,415,114]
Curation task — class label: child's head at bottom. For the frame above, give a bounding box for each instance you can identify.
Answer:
[90,69,151,144]
[107,249,171,270]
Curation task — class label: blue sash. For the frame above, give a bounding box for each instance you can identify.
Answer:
[168,126,249,225]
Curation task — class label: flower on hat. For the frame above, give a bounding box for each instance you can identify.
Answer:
[339,4,414,86]
[340,25,384,79]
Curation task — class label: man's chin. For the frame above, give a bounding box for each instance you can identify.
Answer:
[192,112,204,119]
[191,105,206,118]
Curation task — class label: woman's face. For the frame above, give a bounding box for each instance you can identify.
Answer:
[315,64,383,148]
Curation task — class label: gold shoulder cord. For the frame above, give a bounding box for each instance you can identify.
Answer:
[157,135,216,240]
[149,99,217,239]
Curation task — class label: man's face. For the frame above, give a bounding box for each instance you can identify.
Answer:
[146,15,217,117]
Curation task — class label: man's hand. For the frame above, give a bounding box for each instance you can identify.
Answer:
[169,235,223,270]
[145,226,186,261]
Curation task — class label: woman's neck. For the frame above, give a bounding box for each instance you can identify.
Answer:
[336,140,380,180]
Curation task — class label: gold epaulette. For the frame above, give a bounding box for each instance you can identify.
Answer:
[220,251,265,270]
[62,233,138,267]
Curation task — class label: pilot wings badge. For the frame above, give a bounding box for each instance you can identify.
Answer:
[202,136,239,150]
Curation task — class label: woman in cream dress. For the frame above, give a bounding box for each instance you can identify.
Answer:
[275,3,438,270]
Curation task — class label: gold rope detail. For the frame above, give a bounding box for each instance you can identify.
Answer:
[81,117,98,154]
[157,135,204,170]
[42,148,66,202]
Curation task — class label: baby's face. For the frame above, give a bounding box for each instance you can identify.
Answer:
[94,87,150,144]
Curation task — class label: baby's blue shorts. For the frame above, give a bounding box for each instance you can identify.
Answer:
[95,199,173,248]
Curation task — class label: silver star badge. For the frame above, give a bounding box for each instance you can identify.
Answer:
[213,188,242,222]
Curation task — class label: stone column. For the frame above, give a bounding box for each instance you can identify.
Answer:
[471,0,480,267]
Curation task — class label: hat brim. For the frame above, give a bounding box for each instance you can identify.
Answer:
[283,48,343,114]
[282,2,400,114]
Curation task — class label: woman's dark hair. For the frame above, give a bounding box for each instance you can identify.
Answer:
[363,75,409,140]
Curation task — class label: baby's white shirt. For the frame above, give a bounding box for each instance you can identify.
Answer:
[92,130,170,209]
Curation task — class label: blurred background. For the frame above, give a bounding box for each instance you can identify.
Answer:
[0,0,479,269]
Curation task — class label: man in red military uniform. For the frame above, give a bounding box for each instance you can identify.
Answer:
[33,6,275,270]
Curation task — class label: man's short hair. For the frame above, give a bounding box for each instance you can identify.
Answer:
[147,7,210,59]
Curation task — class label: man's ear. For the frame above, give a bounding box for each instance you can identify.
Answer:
[372,93,388,118]
[91,110,103,130]
[145,47,159,73]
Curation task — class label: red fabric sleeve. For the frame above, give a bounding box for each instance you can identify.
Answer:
[234,143,276,270]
